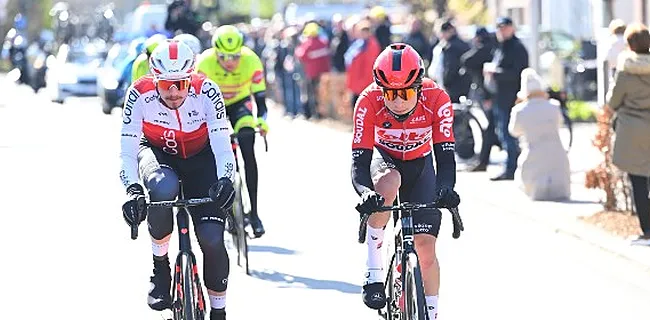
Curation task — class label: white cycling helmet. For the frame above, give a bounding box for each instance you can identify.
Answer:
[173,33,202,55]
[149,39,195,80]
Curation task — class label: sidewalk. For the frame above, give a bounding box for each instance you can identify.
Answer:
[268,100,650,270]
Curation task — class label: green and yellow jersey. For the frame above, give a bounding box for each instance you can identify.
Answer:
[131,53,150,83]
[196,46,266,107]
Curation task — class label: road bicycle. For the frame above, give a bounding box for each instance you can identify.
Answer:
[227,129,268,275]
[358,198,464,320]
[131,181,213,320]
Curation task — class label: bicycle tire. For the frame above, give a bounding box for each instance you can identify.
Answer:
[233,173,250,275]
[385,262,399,320]
[190,254,207,320]
[181,253,196,320]
[173,253,196,320]
[452,109,476,160]
[403,253,428,320]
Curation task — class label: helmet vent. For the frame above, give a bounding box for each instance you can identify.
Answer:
[391,50,402,71]
[376,69,390,86]
[155,59,165,70]
[404,70,416,85]
[181,59,191,71]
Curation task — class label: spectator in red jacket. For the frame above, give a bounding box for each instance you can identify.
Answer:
[296,22,332,119]
[345,19,381,108]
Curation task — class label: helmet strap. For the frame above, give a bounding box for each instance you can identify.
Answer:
[386,87,421,122]
[388,104,417,122]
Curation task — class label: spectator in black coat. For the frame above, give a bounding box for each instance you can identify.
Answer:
[483,17,529,180]
[438,20,471,103]
[165,0,200,36]
[461,27,498,171]
[369,6,392,50]
[403,16,432,64]
[330,13,349,73]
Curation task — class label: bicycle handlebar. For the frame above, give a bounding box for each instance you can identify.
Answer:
[130,197,214,240]
[230,129,268,152]
[357,201,464,244]
[131,129,268,240]
[147,197,214,208]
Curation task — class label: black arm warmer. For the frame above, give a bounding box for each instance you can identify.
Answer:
[351,148,374,195]
[433,142,457,189]
[253,91,268,118]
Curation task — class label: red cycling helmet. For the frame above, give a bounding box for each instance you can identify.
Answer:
[373,43,425,89]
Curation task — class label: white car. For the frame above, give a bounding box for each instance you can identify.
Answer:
[46,43,106,103]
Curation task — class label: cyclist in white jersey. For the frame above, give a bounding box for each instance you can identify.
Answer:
[119,39,235,320]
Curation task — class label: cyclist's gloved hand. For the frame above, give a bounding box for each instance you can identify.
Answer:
[257,118,269,136]
[209,177,235,210]
[437,187,460,208]
[122,183,146,227]
[356,190,385,217]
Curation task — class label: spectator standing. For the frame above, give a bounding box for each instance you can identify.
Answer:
[295,22,331,119]
[165,0,199,36]
[345,19,381,109]
[483,17,529,181]
[330,13,349,73]
[461,27,497,171]
[436,20,471,103]
[605,19,627,78]
[606,23,650,246]
[369,6,392,50]
[403,15,432,64]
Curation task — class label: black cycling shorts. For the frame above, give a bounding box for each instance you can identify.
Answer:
[227,97,256,132]
[370,148,442,237]
[138,144,225,224]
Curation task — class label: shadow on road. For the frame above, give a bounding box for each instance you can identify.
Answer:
[250,269,360,294]
[249,245,299,255]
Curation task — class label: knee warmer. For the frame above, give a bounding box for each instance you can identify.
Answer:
[195,223,229,292]
[145,166,179,240]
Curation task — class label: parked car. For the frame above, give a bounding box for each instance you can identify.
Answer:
[97,42,131,114]
[46,43,107,103]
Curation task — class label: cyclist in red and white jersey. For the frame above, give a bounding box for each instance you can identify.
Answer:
[119,40,235,320]
[351,43,461,320]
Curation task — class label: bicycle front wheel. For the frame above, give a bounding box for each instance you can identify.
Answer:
[232,173,250,275]
[174,253,204,320]
[402,252,428,320]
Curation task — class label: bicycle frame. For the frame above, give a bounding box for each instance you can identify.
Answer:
[358,200,463,320]
[145,182,214,320]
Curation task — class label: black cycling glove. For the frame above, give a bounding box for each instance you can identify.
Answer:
[355,190,385,217]
[122,183,146,227]
[209,177,235,211]
[437,186,460,208]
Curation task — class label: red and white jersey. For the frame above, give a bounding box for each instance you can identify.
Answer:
[119,73,235,189]
[351,78,455,161]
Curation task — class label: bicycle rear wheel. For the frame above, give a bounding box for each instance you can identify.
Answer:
[402,252,428,320]
[232,173,250,275]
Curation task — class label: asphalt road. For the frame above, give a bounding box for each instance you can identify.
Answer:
[1,80,649,320]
